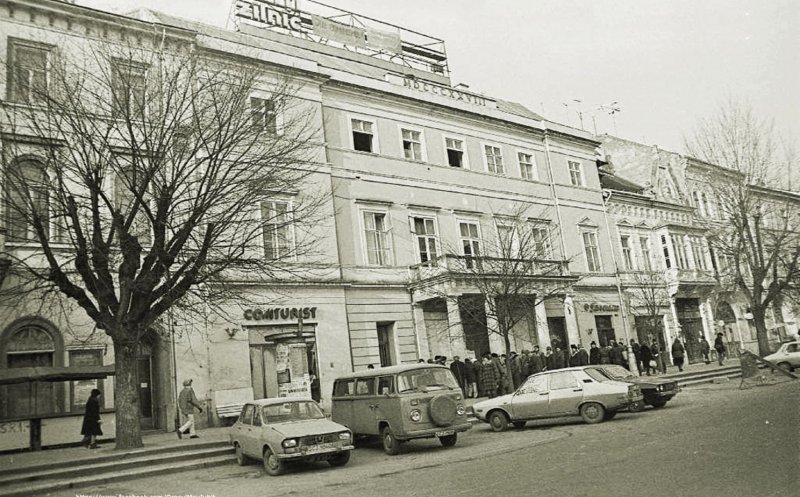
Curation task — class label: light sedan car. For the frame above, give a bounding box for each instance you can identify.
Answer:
[764,341,800,371]
[472,366,643,431]
[229,398,354,476]
[588,364,680,409]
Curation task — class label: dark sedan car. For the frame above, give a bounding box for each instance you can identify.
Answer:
[588,365,680,409]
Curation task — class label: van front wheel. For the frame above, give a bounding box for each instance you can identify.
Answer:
[382,426,401,456]
[438,433,457,447]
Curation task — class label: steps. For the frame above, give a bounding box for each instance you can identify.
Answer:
[0,442,234,497]
[668,365,742,387]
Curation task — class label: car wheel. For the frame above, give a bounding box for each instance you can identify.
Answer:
[234,443,250,466]
[580,402,606,424]
[327,451,351,467]
[512,421,526,429]
[777,362,793,372]
[438,433,457,447]
[650,400,667,409]
[488,411,509,432]
[262,447,286,476]
[629,401,645,412]
[603,410,617,421]
[382,426,401,456]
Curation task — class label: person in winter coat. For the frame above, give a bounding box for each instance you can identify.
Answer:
[480,354,498,398]
[529,346,545,374]
[473,357,484,396]
[671,337,686,372]
[589,341,601,365]
[630,339,642,373]
[464,358,478,398]
[510,352,523,389]
[700,337,711,364]
[552,346,566,370]
[599,343,611,364]
[568,345,581,367]
[576,344,590,366]
[609,340,624,366]
[449,356,468,395]
[176,379,203,439]
[714,332,727,366]
[652,340,667,374]
[544,347,554,370]
[80,389,103,449]
[640,342,654,376]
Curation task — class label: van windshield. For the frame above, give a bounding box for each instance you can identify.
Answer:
[397,368,460,393]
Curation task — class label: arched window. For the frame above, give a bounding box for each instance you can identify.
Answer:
[1,323,63,418]
[5,159,50,241]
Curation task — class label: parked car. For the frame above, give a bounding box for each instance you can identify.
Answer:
[229,398,354,476]
[764,341,800,371]
[472,366,643,431]
[587,364,680,409]
[331,364,472,455]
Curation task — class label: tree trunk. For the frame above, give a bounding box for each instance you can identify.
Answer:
[113,340,144,449]
[751,307,772,357]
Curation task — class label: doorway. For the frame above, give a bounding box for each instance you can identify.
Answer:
[594,315,615,346]
[547,317,568,349]
[675,298,702,363]
[137,355,154,429]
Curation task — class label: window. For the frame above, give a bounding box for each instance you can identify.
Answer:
[582,230,602,272]
[111,61,147,118]
[484,144,504,174]
[701,193,715,218]
[639,236,653,270]
[355,378,375,396]
[459,221,481,269]
[672,234,688,269]
[401,128,424,161]
[412,216,439,266]
[363,211,392,266]
[531,223,551,258]
[549,372,578,390]
[377,323,396,367]
[377,375,394,394]
[660,234,672,269]
[2,324,60,419]
[692,191,705,217]
[250,97,277,134]
[518,152,537,181]
[69,349,103,413]
[5,160,50,242]
[8,40,51,104]
[333,379,355,397]
[114,168,152,245]
[620,234,634,270]
[690,236,707,270]
[568,161,584,186]
[497,223,518,257]
[351,118,375,153]
[241,404,255,425]
[262,200,293,260]
[445,137,467,168]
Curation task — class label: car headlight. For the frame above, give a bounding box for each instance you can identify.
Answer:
[409,409,422,422]
[456,405,465,416]
[338,431,351,441]
[281,438,298,448]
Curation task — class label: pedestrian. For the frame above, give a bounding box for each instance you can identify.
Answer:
[589,341,601,365]
[671,337,685,372]
[544,346,554,370]
[529,346,545,374]
[449,355,467,395]
[473,356,484,397]
[510,352,523,389]
[630,339,642,373]
[176,379,203,440]
[577,344,590,366]
[700,337,711,364]
[652,340,667,374]
[498,354,512,394]
[568,344,581,367]
[552,346,566,370]
[714,332,727,366]
[480,354,498,398]
[80,388,103,449]
[609,340,623,367]
[599,342,611,364]
[640,342,653,376]
[464,358,478,398]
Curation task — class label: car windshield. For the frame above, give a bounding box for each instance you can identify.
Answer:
[261,401,326,423]
[594,365,635,381]
[397,368,460,393]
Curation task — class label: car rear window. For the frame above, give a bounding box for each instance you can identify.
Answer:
[334,379,355,396]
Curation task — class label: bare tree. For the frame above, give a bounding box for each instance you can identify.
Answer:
[624,271,670,350]
[1,36,326,448]
[412,204,579,380]
[684,99,800,355]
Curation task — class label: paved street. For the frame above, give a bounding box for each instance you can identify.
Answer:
[47,379,798,497]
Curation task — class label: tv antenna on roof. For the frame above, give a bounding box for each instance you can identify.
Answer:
[599,102,622,134]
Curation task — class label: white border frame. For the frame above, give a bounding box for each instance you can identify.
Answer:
[480,140,506,175]
[442,134,470,170]
[347,113,380,154]
[516,149,539,181]
[397,124,427,162]
[358,206,395,267]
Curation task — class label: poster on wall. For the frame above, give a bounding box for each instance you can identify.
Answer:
[72,379,99,409]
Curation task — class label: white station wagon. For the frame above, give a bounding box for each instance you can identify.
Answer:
[229,398,354,476]
[764,341,800,371]
[472,366,643,430]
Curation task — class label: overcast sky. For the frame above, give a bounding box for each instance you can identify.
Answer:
[79,0,799,156]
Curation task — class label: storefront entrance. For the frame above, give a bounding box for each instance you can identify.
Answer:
[548,317,568,349]
[675,298,702,363]
[594,315,615,346]
[137,354,154,429]
[248,325,319,401]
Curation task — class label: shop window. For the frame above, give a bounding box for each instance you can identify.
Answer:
[518,152,537,181]
[351,118,376,153]
[8,39,52,104]
[401,127,424,161]
[5,159,50,242]
[568,161,584,186]
[483,144,504,174]
[411,216,439,266]
[445,137,467,168]
[377,323,396,367]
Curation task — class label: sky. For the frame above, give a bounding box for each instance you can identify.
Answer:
[78,0,799,158]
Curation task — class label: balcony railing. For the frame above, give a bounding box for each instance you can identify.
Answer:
[409,254,570,283]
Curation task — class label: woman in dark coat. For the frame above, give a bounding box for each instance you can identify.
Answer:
[640,342,653,375]
[80,388,103,449]
[671,337,686,372]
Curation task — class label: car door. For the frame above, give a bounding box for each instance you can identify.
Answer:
[784,343,800,367]
[237,405,255,457]
[547,371,583,415]
[372,375,395,428]
[510,374,550,419]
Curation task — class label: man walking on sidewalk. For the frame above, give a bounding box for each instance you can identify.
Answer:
[177,379,203,439]
[714,332,727,366]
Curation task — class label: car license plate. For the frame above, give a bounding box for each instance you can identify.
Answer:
[435,430,454,437]
[306,442,335,453]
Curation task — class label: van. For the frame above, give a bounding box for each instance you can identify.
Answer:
[331,364,472,455]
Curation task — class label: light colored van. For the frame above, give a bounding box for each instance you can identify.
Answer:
[331,364,472,455]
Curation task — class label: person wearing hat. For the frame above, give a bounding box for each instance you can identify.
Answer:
[176,379,203,439]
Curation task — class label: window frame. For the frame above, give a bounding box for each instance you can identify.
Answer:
[517,151,538,181]
[530,222,552,259]
[5,159,51,243]
[349,115,379,154]
[360,208,394,266]
[398,124,426,162]
[443,134,469,169]
[619,233,635,271]
[639,235,653,271]
[481,142,505,175]
[249,96,284,135]
[261,198,296,261]
[581,229,602,273]
[110,59,149,119]
[410,215,440,266]
[457,218,482,268]
[7,38,53,105]
[568,160,584,187]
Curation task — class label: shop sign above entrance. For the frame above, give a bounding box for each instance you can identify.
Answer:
[583,303,620,313]
[244,307,318,321]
